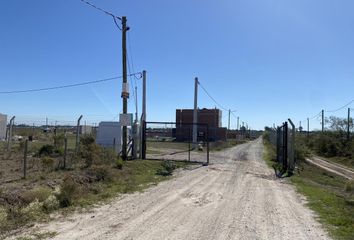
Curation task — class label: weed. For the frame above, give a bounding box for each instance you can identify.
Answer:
[22,187,52,204]
[55,175,78,208]
[115,158,124,169]
[38,145,54,157]
[41,157,55,172]
[157,160,176,176]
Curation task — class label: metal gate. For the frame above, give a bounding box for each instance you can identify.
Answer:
[276,122,288,176]
[141,121,209,164]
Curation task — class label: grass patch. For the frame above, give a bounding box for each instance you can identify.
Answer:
[291,162,354,240]
[0,160,194,237]
[262,138,276,168]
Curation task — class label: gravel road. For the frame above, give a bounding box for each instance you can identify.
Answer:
[14,138,329,240]
[306,156,354,180]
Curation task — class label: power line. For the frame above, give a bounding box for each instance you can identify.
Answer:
[325,99,354,113]
[0,73,142,94]
[198,81,229,112]
[80,0,121,20]
[80,0,122,30]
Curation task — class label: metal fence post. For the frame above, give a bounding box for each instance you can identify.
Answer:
[288,118,295,173]
[23,139,28,179]
[188,127,191,162]
[63,136,67,169]
[206,125,210,165]
[283,122,288,171]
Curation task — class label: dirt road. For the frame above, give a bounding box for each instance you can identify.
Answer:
[306,156,354,180]
[15,138,329,240]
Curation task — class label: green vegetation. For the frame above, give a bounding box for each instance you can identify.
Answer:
[263,125,354,240]
[291,163,354,240]
[0,150,193,237]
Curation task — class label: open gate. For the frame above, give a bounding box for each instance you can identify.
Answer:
[141,121,209,164]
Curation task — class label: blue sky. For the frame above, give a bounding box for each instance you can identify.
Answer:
[0,0,353,130]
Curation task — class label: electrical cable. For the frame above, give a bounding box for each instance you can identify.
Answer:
[80,0,121,20]
[0,73,142,94]
[198,81,229,112]
[80,0,122,30]
[325,99,354,113]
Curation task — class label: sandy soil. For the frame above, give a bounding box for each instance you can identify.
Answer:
[11,138,330,240]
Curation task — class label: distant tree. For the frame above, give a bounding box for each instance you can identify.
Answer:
[325,116,353,132]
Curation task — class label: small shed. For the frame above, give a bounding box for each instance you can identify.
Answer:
[96,122,121,153]
[0,113,7,140]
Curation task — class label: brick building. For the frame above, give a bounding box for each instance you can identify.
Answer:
[175,108,227,142]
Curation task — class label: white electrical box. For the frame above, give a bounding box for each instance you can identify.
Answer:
[96,122,122,153]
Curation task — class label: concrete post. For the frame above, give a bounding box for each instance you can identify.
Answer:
[193,77,198,144]
[7,116,15,152]
[76,115,83,153]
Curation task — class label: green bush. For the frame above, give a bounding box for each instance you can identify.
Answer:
[80,136,101,167]
[80,135,95,146]
[53,134,65,149]
[115,158,124,169]
[55,176,78,208]
[87,165,112,182]
[41,156,55,172]
[22,187,52,204]
[38,144,54,157]
[157,161,176,176]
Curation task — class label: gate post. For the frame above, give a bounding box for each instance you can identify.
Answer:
[283,122,288,172]
[141,120,146,159]
[206,124,210,165]
[288,118,295,174]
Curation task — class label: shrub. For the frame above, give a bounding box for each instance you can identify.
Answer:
[80,135,95,146]
[21,199,44,221]
[41,157,55,172]
[42,195,60,213]
[345,180,354,193]
[157,161,176,176]
[53,134,65,149]
[38,144,54,157]
[87,165,112,182]
[115,158,124,169]
[80,136,101,167]
[22,187,52,204]
[55,176,78,208]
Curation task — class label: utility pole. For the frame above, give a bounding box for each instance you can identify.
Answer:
[228,109,231,130]
[140,70,147,159]
[348,108,351,141]
[237,117,239,130]
[193,77,198,144]
[142,70,146,122]
[121,16,129,160]
[321,109,324,132]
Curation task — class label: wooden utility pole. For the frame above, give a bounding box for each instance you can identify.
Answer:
[121,16,129,160]
[237,117,239,130]
[321,109,324,132]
